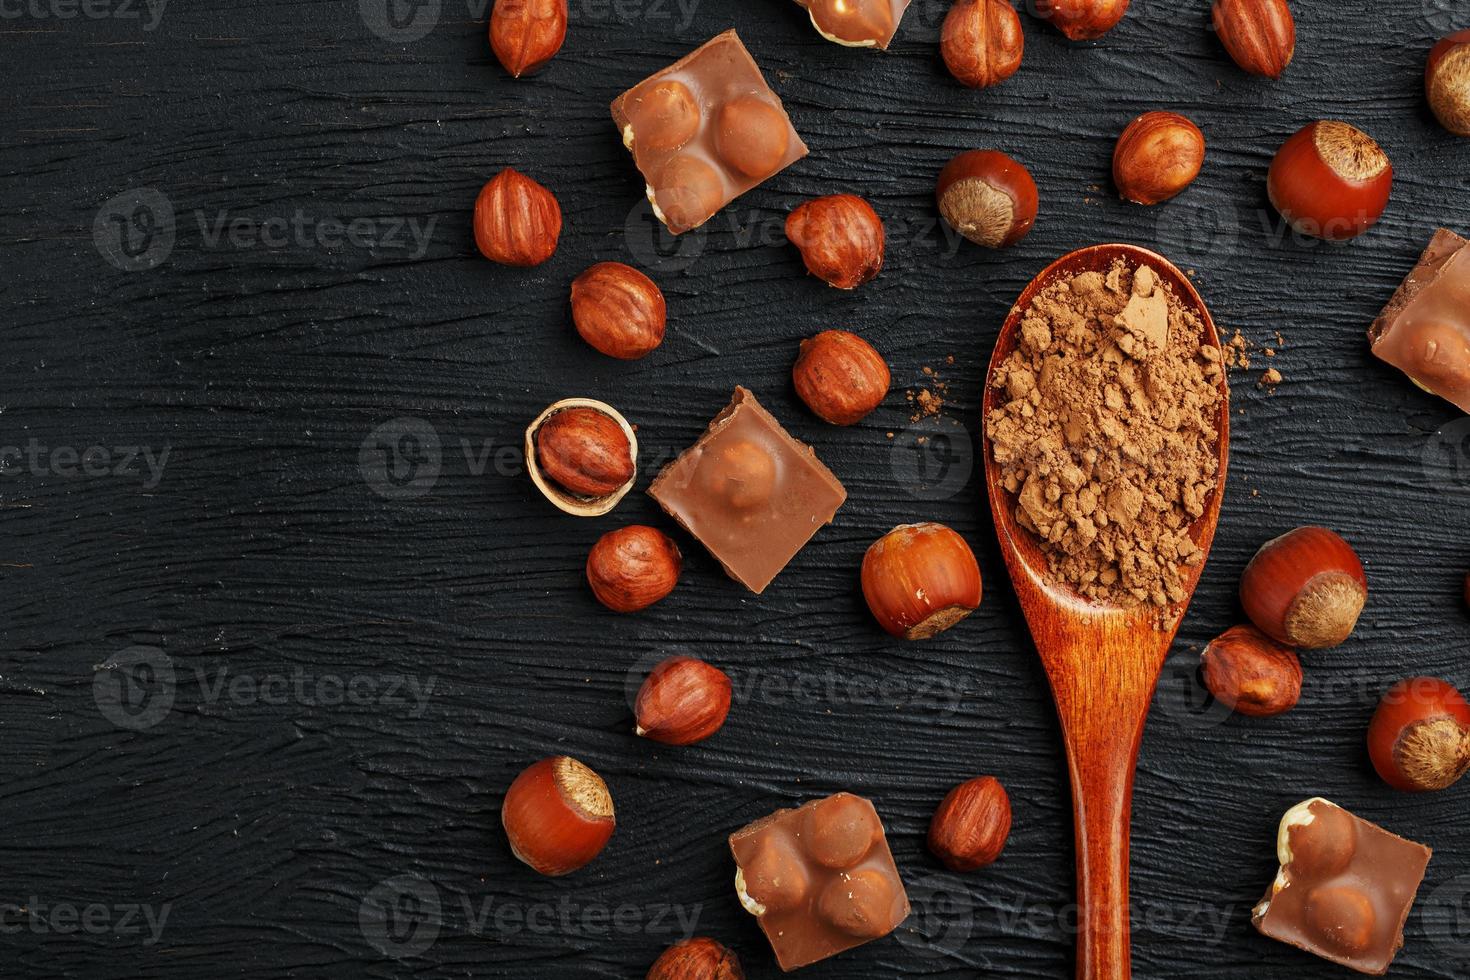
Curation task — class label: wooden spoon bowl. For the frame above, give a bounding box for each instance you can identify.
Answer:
[980,244,1230,980]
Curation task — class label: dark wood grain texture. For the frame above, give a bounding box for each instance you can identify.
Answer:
[3,1,1470,978]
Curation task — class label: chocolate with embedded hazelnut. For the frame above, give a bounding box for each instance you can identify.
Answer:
[611,31,808,235]
[1369,228,1470,412]
[648,387,845,594]
[793,0,911,49]
[730,793,909,971]
[1253,798,1431,975]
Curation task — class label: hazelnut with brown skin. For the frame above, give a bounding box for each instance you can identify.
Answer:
[785,195,885,290]
[1200,624,1302,717]
[936,150,1038,249]
[536,407,635,498]
[940,0,1024,90]
[1367,677,1470,792]
[489,0,568,79]
[571,262,666,360]
[928,776,1011,871]
[635,655,732,745]
[862,523,982,639]
[501,756,615,876]
[792,330,890,426]
[586,525,682,613]
[1113,112,1206,205]
[1211,0,1295,79]
[1240,526,1366,649]
[1033,0,1129,41]
[474,168,562,267]
[646,938,745,980]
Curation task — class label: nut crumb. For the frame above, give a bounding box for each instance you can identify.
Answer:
[1260,367,1283,387]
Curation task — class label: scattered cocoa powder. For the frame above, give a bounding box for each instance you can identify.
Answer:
[987,261,1226,607]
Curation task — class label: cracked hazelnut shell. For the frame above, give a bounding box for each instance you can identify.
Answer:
[525,399,638,517]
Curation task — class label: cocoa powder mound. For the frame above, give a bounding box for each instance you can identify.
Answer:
[987,261,1226,607]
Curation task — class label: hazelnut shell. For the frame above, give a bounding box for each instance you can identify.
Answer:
[526,399,638,517]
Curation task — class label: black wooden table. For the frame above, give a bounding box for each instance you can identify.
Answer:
[4,0,1470,976]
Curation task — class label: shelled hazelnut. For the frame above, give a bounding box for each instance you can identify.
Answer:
[792,330,890,425]
[940,0,1024,90]
[525,399,638,516]
[587,526,682,613]
[1239,526,1366,649]
[502,756,615,876]
[1113,112,1205,205]
[1033,0,1129,41]
[936,150,1038,249]
[862,523,982,639]
[1427,31,1470,137]
[571,262,666,359]
[1367,677,1470,792]
[635,655,732,745]
[785,195,885,290]
[474,168,562,266]
[646,937,745,980]
[1266,121,1392,240]
[1211,0,1295,79]
[928,776,1011,871]
[1200,624,1302,717]
[489,0,568,79]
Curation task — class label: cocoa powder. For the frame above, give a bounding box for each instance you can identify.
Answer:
[987,261,1226,606]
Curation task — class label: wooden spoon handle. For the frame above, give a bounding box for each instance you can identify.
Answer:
[1067,731,1138,980]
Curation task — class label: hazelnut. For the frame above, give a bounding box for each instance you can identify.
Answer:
[525,399,638,516]
[816,869,898,939]
[1033,0,1129,41]
[501,756,615,876]
[1240,526,1366,649]
[587,526,682,613]
[785,195,885,290]
[807,0,896,47]
[474,167,562,267]
[928,776,1011,872]
[803,794,880,868]
[936,150,1038,249]
[1267,121,1392,241]
[634,655,731,745]
[1211,0,1295,79]
[1427,31,1470,137]
[715,96,790,179]
[571,262,667,360]
[1113,111,1206,206]
[738,837,810,915]
[1285,802,1356,878]
[646,938,745,980]
[861,523,983,639]
[1200,624,1302,718]
[654,155,726,234]
[792,330,891,426]
[1367,677,1470,792]
[940,0,1024,90]
[489,0,568,79]
[699,440,777,511]
[1303,885,1376,957]
[640,81,701,152]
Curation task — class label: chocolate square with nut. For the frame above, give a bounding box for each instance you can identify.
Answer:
[793,0,913,49]
[610,30,808,235]
[648,387,845,594]
[1253,798,1432,975]
[730,793,909,971]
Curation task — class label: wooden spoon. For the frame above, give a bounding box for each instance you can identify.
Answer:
[981,244,1230,980]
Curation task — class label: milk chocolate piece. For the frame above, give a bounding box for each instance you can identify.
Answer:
[730,793,909,972]
[1253,798,1432,975]
[794,0,912,49]
[1369,228,1470,412]
[649,388,845,594]
[611,31,808,235]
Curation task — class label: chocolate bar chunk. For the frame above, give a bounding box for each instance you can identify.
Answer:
[611,31,808,235]
[793,0,912,49]
[1253,798,1432,976]
[730,793,909,972]
[649,388,845,594]
[1369,228,1470,412]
